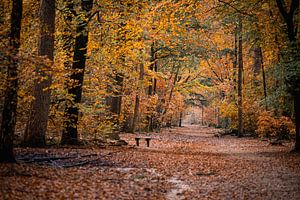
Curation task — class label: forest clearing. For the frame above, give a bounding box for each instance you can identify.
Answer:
[1,0,300,199]
[1,125,300,199]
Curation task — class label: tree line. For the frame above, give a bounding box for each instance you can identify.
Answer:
[0,0,299,162]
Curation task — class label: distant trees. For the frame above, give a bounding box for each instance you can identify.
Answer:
[0,0,23,162]
[0,0,298,152]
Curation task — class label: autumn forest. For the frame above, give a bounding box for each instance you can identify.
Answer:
[0,0,300,199]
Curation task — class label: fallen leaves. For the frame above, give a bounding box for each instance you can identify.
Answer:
[1,125,300,199]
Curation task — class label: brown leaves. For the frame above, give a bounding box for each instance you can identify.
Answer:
[1,126,300,199]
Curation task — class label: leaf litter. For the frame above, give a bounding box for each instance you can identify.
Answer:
[1,125,300,199]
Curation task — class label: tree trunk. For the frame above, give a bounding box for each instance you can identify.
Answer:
[161,65,180,126]
[253,47,261,76]
[179,112,182,127]
[23,0,55,147]
[110,73,123,115]
[295,93,300,151]
[237,17,243,137]
[0,0,22,163]
[61,0,93,145]
[275,0,300,151]
[233,26,238,93]
[131,63,144,133]
[147,42,158,131]
[260,48,268,110]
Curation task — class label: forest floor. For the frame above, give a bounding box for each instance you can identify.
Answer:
[1,125,300,200]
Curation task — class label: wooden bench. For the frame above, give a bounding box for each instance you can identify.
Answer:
[135,137,151,147]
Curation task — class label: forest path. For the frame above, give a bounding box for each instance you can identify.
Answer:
[1,125,300,199]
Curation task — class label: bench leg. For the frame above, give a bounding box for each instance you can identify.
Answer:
[135,138,140,146]
[146,139,150,147]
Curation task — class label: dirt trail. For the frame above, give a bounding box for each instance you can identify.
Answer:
[1,125,300,199]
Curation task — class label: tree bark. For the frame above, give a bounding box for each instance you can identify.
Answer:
[233,26,238,93]
[61,0,93,145]
[260,48,268,110]
[237,17,243,137]
[275,0,300,151]
[23,0,55,147]
[131,63,144,133]
[161,65,180,126]
[0,0,22,163]
[253,47,261,76]
[295,93,300,150]
[147,42,158,131]
[110,73,124,116]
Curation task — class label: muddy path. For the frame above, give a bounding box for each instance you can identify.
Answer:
[1,125,300,199]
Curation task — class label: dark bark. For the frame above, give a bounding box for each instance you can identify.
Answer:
[294,93,300,151]
[253,47,261,76]
[260,48,268,110]
[275,0,299,42]
[61,0,93,145]
[110,73,124,116]
[107,72,124,132]
[23,0,55,147]
[0,0,22,163]
[62,0,75,71]
[275,0,300,151]
[233,26,238,92]
[237,17,243,137]
[131,63,144,133]
[147,42,159,131]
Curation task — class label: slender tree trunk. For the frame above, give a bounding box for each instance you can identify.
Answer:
[110,73,123,116]
[0,0,22,163]
[108,72,124,132]
[233,26,238,93]
[179,112,182,127]
[61,0,93,145]
[147,42,158,131]
[23,0,55,147]
[108,2,127,132]
[131,63,144,133]
[260,48,268,110]
[237,17,243,137]
[161,65,179,126]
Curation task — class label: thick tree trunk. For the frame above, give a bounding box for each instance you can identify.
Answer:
[61,0,93,145]
[275,0,300,151]
[23,0,55,147]
[0,0,22,163]
[294,93,300,151]
[131,63,144,133]
[237,17,243,137]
